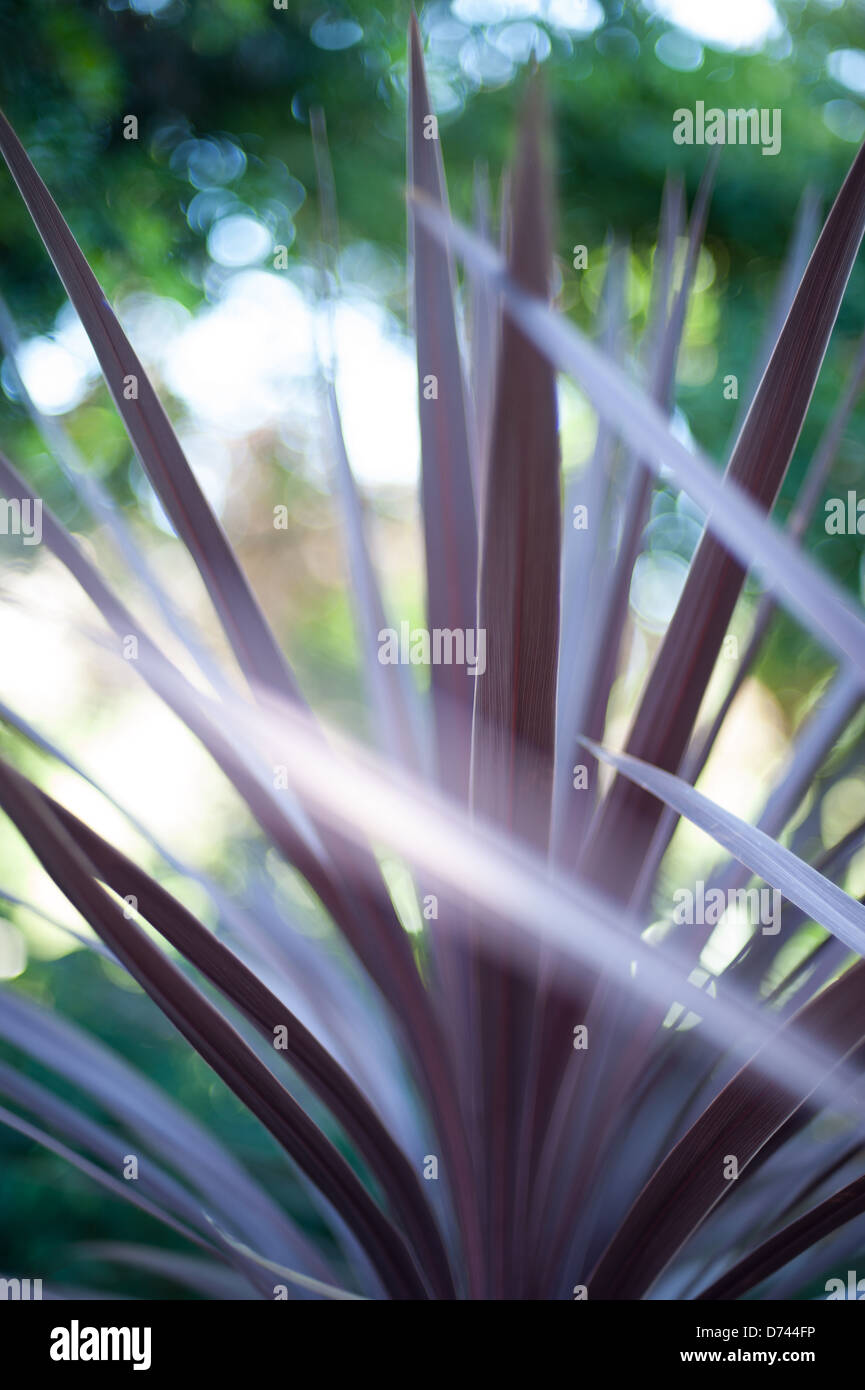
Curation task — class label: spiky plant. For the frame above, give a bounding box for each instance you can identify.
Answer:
[2,17,865,1302]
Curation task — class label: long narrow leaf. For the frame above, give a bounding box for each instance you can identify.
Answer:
[411,197,865,691]
[584,737,865,959]
[0,109,299,703]
[407,14,478,799]
[0,758,429,1300]
[582,139,865,901]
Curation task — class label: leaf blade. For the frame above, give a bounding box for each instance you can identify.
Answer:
[407,15,479,798]
[0,108,297,702]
